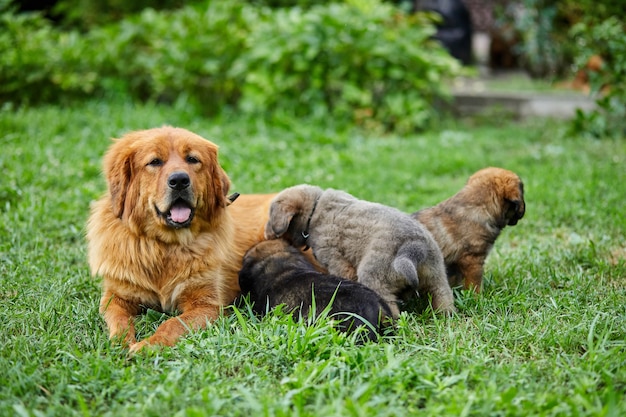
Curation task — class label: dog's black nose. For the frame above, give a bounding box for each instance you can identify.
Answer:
[168,172,190,190]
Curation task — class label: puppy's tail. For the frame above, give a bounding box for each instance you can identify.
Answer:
[392,242,422,288]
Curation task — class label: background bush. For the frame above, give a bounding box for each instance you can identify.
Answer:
[493,0,574,79]
[0,3,99,104]
[59,0,189,28]
[569,16,626,138]
[1,0,462,132]
[89,1,255,112]
[492,0,625,138]
[493,0,623,80]
[231,2,460,132]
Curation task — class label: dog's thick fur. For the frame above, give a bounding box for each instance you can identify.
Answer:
[264,184,455,317]
[227,192,277,251]
[413,167,525,291]
[239,239,393,341]
[87,127,264,352]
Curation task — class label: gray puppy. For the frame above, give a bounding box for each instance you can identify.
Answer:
[239,239,393,341]
[264,184,456,318]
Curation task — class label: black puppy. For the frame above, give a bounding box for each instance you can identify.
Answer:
[239,239,393,341]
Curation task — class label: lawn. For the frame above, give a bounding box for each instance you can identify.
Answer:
[1,99,624,416]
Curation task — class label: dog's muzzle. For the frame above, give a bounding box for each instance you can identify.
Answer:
[155,172,195,228]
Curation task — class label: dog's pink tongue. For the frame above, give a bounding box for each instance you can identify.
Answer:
[170,204,191,223]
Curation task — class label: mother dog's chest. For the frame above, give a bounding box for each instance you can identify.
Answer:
[118,245,220,312]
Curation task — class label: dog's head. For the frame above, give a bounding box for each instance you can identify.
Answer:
[240,239,312,291]
[102,126,231,239]
[467,167,525,227]
[244,238,289,260]
[264,185,323,246]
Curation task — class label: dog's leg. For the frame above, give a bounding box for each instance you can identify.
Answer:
[385,300,401,319]
[129,303,220,353]
[420,263,456,314]
[429,284,457,314]
[457,254,485,292]
[355,259,402,319]
[444,262,464,289]
[100,291,140,345]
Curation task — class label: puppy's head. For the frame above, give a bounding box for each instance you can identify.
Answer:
[103,126,230,239]
[243,239,293,264]
[467,167,525,227]
[264,185,323,245]
[240,239,311,291]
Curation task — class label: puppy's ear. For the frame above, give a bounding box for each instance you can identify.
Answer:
[264,200,297,239]
[505,181,525,226]
[504,199,523,225]
[103,140,134,218]
[504,187,525,226]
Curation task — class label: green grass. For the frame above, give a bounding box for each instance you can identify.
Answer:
[1,99,625,416]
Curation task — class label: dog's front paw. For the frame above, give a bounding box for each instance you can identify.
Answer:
[438,304,457,316]
[109,332,136,348]
[433,300,457,316]
[128,340,151,354]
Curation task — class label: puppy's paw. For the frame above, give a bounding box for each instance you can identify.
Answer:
[432,298,457,316]
[437,304,457,316]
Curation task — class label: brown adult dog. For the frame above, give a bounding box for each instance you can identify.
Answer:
[87,126,261,353]
[227,193,277,245]
[413,167,525,292]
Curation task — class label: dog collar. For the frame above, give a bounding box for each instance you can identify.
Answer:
[302,194,320,250]
[227,192,240,203]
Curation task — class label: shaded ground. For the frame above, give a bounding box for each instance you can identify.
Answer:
[452,70,596,119]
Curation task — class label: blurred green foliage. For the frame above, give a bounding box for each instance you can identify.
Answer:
[1,0,461,132]
[53,0,191,29]
[569,17,626,138]
[0,2,98,102]
[231,2,460,132]
[493,0,625,138]
[494,0,624,80]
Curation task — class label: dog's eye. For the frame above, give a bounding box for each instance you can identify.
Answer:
[147,158,163,167]
[186,155,200,164]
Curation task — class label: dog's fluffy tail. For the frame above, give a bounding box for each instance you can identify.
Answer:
[392,242,423,288]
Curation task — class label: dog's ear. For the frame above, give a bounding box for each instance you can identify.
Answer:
[212,163,231,208]
[264,199,297,239]
[103,140,134,218]
[506,181,525,225]
[504,199,524,225]
[202,143,231,210]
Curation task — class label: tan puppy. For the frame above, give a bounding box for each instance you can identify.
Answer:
[413,167,525,292]
[87,127,264,353]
